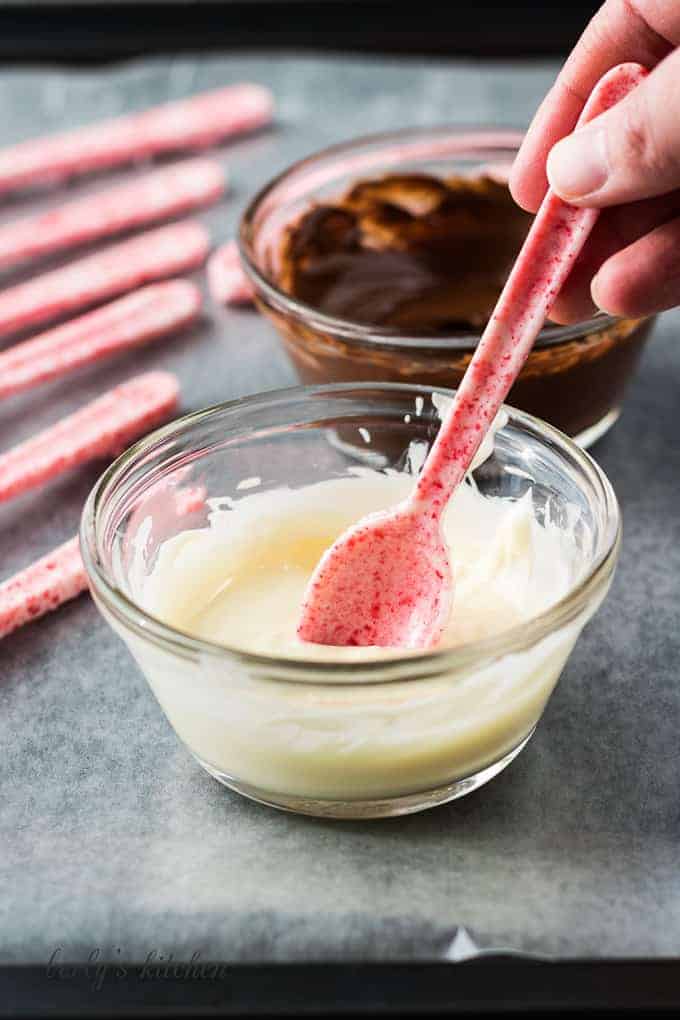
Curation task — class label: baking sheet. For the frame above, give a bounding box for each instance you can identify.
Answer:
[1,53,679,965]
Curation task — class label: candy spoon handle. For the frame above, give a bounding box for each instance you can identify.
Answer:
[413,62,647,514]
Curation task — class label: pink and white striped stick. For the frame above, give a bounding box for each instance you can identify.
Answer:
[0,220,209,338]
[0,371,179,504]
[207,240,255,305]
[0,536,87,639]
[0,281,201,400]
[0,83,273,198]
[0,160,225,270]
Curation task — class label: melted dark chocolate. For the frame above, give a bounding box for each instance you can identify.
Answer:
[270,171,652,439]
[279,173,532,333]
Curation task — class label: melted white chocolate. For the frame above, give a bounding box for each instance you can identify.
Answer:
[140,469,576,659]
[116,438,593,804]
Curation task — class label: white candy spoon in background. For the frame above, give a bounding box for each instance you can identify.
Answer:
[297,62,647,650]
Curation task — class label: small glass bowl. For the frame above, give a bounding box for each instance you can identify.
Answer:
[81,384,620,819]
[239,127,654,448]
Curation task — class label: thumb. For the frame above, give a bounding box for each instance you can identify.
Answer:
[547,48,680,207]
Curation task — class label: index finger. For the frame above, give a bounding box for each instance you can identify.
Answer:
[509,0,677,212]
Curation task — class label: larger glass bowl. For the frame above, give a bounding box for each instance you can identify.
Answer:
[239,127,654,448]
[81,384,621,819]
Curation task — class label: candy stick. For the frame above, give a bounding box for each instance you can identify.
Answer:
[0,483,207,641]
[0,537,87,639]
[0,220,209,338]
[0,160,225,270]
[0,281,200,400]
[0,473,203,639]
[207,241,255,305]
[0,83,273,198]
[0,371,179,504]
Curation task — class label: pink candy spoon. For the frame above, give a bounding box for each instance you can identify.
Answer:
[207,240,256,306]
[298,62,647,650]
[0,220,209,339]
[0,537,87,639]
[0,159,225,271]
[0,281,200,401]
[0,83,272,198]
[0,371,179,504]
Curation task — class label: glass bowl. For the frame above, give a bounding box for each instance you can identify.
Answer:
[80,384,621,819]
[239,126,654,448]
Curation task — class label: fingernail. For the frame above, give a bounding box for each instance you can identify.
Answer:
[591,271,612,313]
[547,128,609,200]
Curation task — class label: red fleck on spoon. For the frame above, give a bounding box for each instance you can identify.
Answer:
[298,63,647,650]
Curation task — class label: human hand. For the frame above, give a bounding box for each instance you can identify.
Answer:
[510,1,680,322]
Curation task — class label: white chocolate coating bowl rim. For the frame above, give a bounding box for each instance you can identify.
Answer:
[80,382,621,686]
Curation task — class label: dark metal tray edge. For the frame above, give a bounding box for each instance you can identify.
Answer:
[2,959,680,1017]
